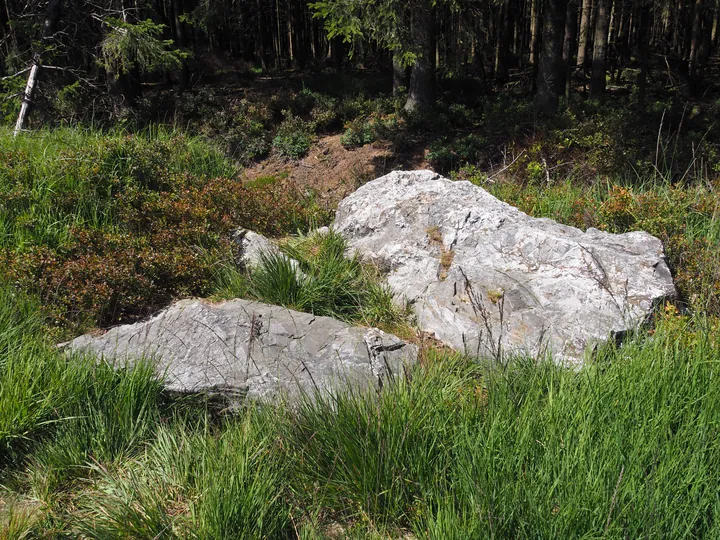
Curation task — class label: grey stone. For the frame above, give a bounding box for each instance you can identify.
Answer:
[66,299,417,404]
[333,170,677,364]
[231,228,285,271]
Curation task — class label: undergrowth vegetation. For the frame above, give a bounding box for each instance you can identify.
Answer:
[3,277,720,537]
[216,230,407,329]
[0,127,331,335]
[3,73,720,537]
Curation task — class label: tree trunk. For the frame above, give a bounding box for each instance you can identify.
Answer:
[289,0,306,69]
[609,0,621,45]
[331,36,343,72]
[393,52,408,95]
[672,0,684,56]
[172,0,189,92]
[689,0,704,77]
[563,0,579,103]
[536,0,570,113]
[577,0,593,69]
[494,0,510,81]
[14,0,63,136]
[637,1,651,107]
[257,0,270,70]
[530,0,542,65]
[588,0,612,99]
[712,0,719,49]
[0,0,9,69]
[404,0,435,112]
[607,0,621,79]
[613,0,632,82]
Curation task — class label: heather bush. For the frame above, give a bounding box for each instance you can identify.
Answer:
[340,117,376,148]
[0,128,330,333]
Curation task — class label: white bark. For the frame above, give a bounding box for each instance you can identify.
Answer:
[12,0,63,136]
[13,63,40,137]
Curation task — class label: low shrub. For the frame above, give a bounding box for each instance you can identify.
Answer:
[428,133,488,172]
[337,94,373,122]
[0,128,329,333]
[272,114,313,159]
[340,117,376,149]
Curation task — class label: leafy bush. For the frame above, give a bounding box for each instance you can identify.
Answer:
[195,98,273,164]
[309,92,340,132]
[340,117,376,149]
[337,94,373,122]
[427,133,488,172]
[272,114,313,159]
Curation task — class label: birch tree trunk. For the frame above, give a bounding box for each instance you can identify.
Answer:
[14,0,63,137]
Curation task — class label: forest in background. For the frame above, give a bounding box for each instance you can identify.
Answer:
[1,0,719,124]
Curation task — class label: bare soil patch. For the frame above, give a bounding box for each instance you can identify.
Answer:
[243,134,431,209]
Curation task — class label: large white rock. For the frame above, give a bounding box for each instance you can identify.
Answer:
[333,170,677,364]
[66,299,417,404]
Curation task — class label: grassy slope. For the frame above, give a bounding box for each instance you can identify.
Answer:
[1,117,720,537]
[2,284,720,537]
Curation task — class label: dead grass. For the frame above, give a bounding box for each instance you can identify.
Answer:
[0,495,45,538]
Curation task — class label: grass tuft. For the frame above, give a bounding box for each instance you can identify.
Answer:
[216,230,409,329]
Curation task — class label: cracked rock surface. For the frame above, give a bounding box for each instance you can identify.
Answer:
[334,170,677,364]
[66,299,418,403]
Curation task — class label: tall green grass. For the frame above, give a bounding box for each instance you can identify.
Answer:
[5,314,711,538]
[73,412,291,539]
[0,282,165,497]
[0,126,234,251]
[215,230,408,328]
[283,317,720,537]
[4,277,720,537]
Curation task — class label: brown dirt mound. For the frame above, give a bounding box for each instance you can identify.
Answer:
[243,134,430,209]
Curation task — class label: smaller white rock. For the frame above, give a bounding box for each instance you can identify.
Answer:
[232,228,285,271]
[65,298,418,405]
